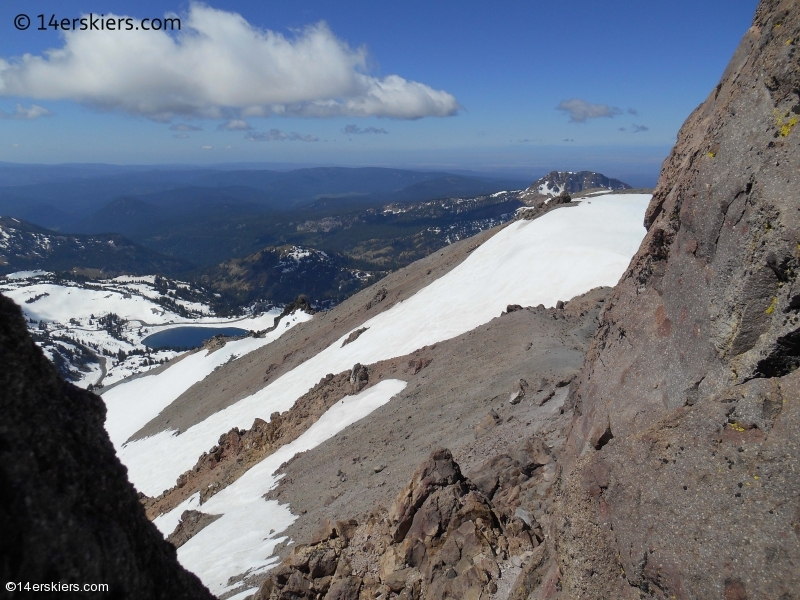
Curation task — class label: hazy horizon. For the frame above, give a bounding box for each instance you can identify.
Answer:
[0,0,756,187]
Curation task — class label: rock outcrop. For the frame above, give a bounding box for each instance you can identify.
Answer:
[0,293,214,599]
[255,448,550,600]
[558,0,800,597]
[515,191,575,221]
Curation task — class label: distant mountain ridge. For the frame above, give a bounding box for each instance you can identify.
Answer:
[0,216,189,276]
[520,170,631,202]
[202,244,382,309]
[0,166,528,231]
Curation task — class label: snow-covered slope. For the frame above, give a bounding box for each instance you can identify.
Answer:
[102,314,312,445]
[173,379,406,595]
[104,193,650,594]
[0,215,188,275]
[0,272,302,387]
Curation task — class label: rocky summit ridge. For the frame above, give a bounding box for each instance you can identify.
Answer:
[519,170,631,204]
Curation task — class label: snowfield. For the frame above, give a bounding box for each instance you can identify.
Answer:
[44,193,650,592]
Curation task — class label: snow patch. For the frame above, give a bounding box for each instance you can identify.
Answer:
[226,589,258,600]
[173,379,407,595]
[4,270,50,280]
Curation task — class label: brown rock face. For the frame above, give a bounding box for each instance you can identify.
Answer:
[569,0,800,454]
[0,294,214,599]
[558,1,800,597]
[256,449,548,600]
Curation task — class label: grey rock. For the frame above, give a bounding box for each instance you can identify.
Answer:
[514,507,533,527]
[341,327,368,347]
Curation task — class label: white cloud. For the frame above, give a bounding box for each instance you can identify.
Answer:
[556,99,622,123]
[218,119,251,131]
[201,145,212,149]
[0,103,52,119]
[0,4,459,121]
[170,123,202,131]
[343,124,388,135]
[246,129,318,142]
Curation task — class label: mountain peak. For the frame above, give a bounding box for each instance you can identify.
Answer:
[520,170,631,202]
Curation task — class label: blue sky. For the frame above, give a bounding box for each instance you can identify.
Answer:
[0,0,758,184]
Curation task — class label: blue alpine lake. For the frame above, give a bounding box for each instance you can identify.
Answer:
[142,326,249,350]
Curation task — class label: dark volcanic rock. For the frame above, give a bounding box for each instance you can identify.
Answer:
[166,510,222,549]
[0,293,213,599]
[558,1,800,598]
[341,327,368,347]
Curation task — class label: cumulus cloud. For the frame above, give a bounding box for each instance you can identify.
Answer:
[246,129,318,142]
[0,103,52,119]
[0,4,459,121]
[556,99,622,123]
[343,124,388,135]
[631,123,649,133]
[174,133,190,139]
[170,123,202,131]
[218,119,251,131]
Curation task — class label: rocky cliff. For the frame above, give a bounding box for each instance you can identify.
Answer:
[558,0,800,597]
[0,293,214,599]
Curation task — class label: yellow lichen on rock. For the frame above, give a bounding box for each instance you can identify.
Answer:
[766,297,778,314]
